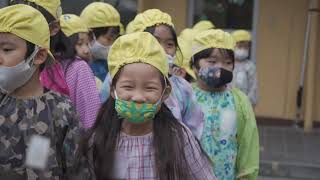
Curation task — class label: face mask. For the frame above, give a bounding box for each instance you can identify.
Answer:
[167,54,176,75]
[90,40,111,60]
[234,48,249,60]
[167,54,175,65]
[114,83,166,124]
[198,67,233,88]
[0,47,39,94]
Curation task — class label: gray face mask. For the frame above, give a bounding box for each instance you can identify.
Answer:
[90,40,110,60]
[234,48,249,61]
[0,47,39,94]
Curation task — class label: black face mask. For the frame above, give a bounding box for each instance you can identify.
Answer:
[198,67,233,88]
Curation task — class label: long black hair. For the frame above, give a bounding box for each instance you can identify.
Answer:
[50,30,80,73]
[78,69,200,180]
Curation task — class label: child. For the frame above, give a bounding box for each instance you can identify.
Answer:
[43,14,101,129]
[10,0,69,96]
[191,29,259,180]
[79,32,216,180]
[0,5,86,179]
[102,9,205,139]
[232,30,258,107]
[80,2,121,82]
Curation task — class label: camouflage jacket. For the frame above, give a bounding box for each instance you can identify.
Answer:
[0,90,90,180]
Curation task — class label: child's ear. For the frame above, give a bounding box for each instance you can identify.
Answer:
[162,84,172,101]
[33,48,48,65]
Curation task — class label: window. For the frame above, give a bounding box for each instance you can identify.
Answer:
[193,0,254,30]
[61,0,138,27]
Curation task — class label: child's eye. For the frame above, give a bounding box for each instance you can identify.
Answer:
[3,48,13,52]
[207,60,216,64]
[146,87,157,91]
[121,85,133,90]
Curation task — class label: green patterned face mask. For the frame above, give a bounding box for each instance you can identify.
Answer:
[114,91,163,124]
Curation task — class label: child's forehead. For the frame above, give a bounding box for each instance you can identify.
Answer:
[118,63,163,81]
[0,33,25,45]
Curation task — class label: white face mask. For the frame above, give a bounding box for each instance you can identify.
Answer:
[166,54,176,75]
[0,47,39,94]
[90,40,111,60]
[234,48,249,61]
[166,54,176,65]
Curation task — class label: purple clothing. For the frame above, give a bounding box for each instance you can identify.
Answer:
[63,58,101,128]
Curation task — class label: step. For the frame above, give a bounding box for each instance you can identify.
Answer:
[260,160,320,180]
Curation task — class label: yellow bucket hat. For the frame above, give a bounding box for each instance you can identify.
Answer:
[175,38,196,79]
[179,28,197,43]
[192,29,235,57]
[0,4,54,63]
[130,9,174,33]
[24,0,62,19]
[193,20,215,32]
[125,20,135,34]
[232,30,252,43]
[80,2,120,29]
[120,23,125,35]
[60,14,88,37]
[108,32,168,79]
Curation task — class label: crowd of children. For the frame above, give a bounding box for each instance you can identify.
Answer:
[0,1,259,179]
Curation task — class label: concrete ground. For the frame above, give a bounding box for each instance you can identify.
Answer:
[258,125,320,180]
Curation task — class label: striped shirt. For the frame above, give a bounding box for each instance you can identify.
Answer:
[63,58,101,128]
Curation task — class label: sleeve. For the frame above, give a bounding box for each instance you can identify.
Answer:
[233,89,259,180]
[65,61,102,129]
[182,127,217,180]
[100,73,111,103]
[170,76,204,139]
[247,62,258,106]
[52,98,92,180]
[95,77,103,92]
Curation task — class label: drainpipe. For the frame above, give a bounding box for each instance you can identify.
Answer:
[303,0,320,132]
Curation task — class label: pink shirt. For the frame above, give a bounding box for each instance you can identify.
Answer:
[40,62,70,96]
[63,58,101,128]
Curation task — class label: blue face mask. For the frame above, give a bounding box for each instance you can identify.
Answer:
[198,67,233,88]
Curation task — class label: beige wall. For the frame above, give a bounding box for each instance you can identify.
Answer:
[255,0,309,120]
[138,0,187,33]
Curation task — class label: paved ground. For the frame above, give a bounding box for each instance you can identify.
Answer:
[258,176,297,180]
[258,125,320,179]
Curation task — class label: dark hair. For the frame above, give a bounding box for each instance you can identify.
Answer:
[191,48,235,70]
[184,73,194,83]
[9,0,55,24]
[50,30,80,72]
[78,69,200,180]
[91,26,120,40]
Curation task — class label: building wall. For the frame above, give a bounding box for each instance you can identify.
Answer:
[256,0,320,124]
[254,0,309,120]
[138,0,187,33]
